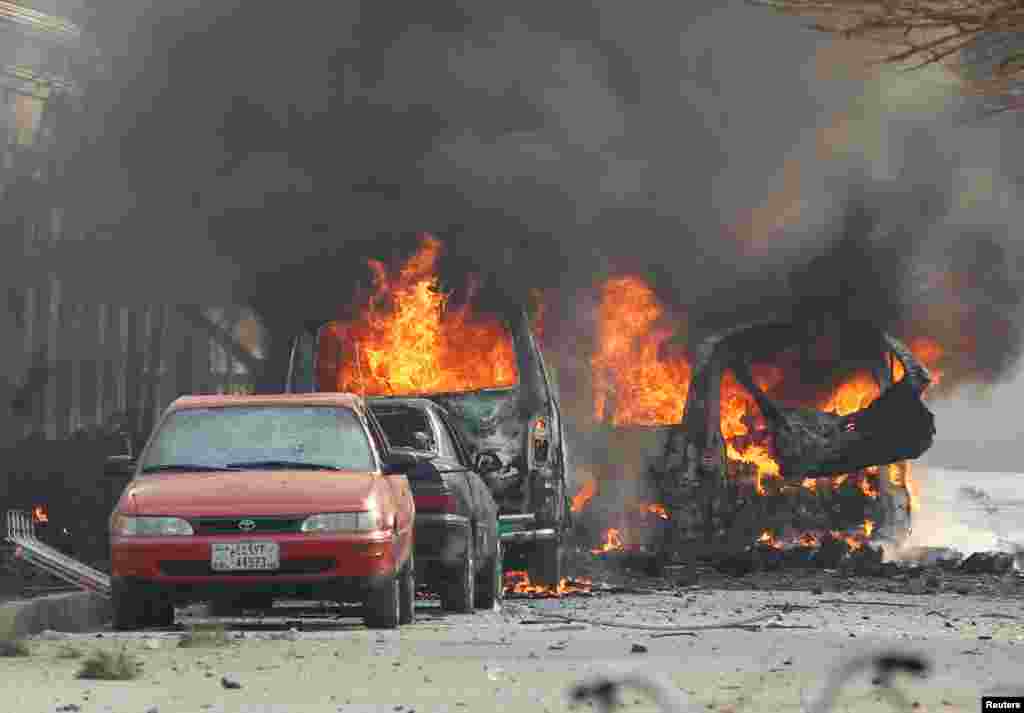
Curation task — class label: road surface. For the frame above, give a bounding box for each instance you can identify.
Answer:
[3,587,1023,712]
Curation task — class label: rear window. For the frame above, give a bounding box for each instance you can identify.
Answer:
[141,406,375,473]
[371,406,436,452]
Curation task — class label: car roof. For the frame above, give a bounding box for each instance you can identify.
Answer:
[169,392,364,411]
[365,396,439,412]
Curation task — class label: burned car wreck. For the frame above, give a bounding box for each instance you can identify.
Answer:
[649,318,936,561]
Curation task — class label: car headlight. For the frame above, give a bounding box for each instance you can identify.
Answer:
[110,514,194,536]
[300,511,383,533]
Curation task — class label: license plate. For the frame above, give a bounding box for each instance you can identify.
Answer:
[210,541,280,571]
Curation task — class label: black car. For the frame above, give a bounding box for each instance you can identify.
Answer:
[367,397,502,612]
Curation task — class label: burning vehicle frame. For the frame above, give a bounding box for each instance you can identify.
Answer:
[644,317,936,566]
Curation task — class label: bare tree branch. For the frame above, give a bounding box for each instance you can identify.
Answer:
[748,0,1024,111]
[176,305,263,376]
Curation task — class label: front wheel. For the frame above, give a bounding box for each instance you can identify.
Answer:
[526,539,564,590]
[364,574,401,629]
[441,537,475,613]
[399,558,416,625]
[112,580,167,631]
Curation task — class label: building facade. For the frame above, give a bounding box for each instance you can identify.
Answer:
[1,2,260,450]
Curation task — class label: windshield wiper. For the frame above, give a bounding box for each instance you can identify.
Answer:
[141,464,235,473]
[225,460,343,471]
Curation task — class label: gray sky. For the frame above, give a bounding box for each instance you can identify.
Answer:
[922,363,1024,471]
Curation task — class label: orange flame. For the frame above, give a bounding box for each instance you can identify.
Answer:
[591,276,690,426]
[504,570,593,596]
[904,462,921,513]
[758,530,781,548]
[864,519,875,537]
[571,479,598,513]
[819,371,880,416]
[644,503,670,520]
[317,234,517,395]
[591,528,625,554]
[32,505,48,524]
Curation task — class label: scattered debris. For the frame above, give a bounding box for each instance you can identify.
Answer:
[648,631,699,639]
[55,705,81,712]
[524,609,777,633]
[77,647,141,680]
[179,623,230,649]
[0,637,31,657]
[899,547,963,568]
[816,599,923,608]
[55,643,83,659]
[960,552,1015,575]
[268,628,301,642]
[542,624,588,633]
[221,675,242,689]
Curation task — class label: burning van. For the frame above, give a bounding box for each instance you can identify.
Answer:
[283,236,572,588]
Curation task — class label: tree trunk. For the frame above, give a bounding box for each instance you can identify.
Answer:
[253,322,294,394]
[140,304,167,438]
[124,307,146,450]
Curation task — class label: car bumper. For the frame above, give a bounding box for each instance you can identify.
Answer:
[111,532,400,603]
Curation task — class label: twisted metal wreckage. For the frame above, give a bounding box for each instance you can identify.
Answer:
[651,319,936,559]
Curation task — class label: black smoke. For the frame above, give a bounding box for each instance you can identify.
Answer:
[58,0,1024,394]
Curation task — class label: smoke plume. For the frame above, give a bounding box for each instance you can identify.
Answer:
[63,0,1024,395]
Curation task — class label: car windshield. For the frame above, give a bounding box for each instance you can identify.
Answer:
[140,405,376,473]
[371,406,436,452]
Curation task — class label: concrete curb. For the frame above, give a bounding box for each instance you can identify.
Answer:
[0,592,110,638]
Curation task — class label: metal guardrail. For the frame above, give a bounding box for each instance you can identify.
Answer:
[5,510,110,598]
[501,527,558,543]
[498,513,559,542]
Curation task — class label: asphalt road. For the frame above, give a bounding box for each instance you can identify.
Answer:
[3,587,1024,713]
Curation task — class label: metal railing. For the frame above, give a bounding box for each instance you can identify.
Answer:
[5,510,110,598]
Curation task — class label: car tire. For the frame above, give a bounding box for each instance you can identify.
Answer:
[441,537,475,614]
[150,598,176,628]
[399,557,416,625]
[364,574,401,629]
[474,540,503,610]
[526,539,564,591]
[111,580,152,631]
[208,596,244,618]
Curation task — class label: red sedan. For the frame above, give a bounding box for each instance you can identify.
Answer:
[107,393,415,630]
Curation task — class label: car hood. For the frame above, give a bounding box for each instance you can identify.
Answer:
[125,470,379,517]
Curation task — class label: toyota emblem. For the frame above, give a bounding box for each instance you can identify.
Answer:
[238,519,256,531]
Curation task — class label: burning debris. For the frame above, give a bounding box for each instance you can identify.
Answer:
[503,570,593,598]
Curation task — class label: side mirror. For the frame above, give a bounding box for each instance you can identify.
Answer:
[105,455,137,478]
[381,451,419,475]
[475,451,503,475]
